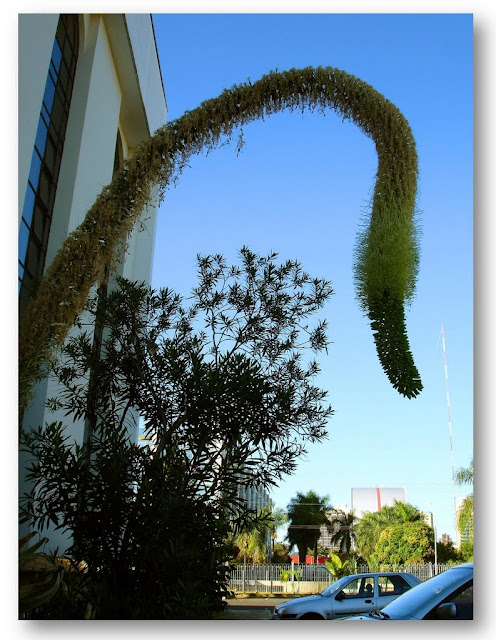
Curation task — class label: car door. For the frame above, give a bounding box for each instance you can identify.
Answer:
[377,574,415,608]
[331,576,377,617]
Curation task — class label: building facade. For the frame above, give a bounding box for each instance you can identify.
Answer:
[350,487,407,519]
[18,13,167,551]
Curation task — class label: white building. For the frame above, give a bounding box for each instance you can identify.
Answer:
[351,487,407,519]
[18,13,167,550]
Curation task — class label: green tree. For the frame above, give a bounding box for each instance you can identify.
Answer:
[370,521,434,567]
[456,459,474,545]
[329,509,358,556]
[271,542,291,564]
[20,250,333,618]
[455,459,474,486]
[459,540,473,562]
[231,528,269,564]
[436,539,460,564]
[457,495,474,544]
[286,491,331,564]
[354,501,423,564]
[268,505,288,557]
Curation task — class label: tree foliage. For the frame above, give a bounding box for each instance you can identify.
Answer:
[455,459,473,486]
[354,500,423,564]
[455,459,474,544]
[271,542,291,564]
[370,521,434,567]
[436,539,460,564]
[19,66,422,416]
[329,509,358,556]
[286,491,331,564]
[457,495,474,544]
[324,554,351,578]
[20,250,333,618]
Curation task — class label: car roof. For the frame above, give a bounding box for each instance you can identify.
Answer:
[345,572,416,578]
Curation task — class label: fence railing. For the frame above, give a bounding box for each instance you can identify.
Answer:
[227,562,457,594]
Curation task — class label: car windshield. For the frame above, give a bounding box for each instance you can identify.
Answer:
[320,576,355,597]
[380,567,473,618]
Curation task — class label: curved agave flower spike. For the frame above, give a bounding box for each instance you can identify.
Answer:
[19,66,422,412]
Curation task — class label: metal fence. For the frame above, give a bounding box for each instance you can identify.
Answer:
[227,562,456,594]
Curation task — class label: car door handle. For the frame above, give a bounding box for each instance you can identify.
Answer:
[365,599,372,603]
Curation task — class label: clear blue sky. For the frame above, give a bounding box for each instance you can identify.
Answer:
[150,12,473,542]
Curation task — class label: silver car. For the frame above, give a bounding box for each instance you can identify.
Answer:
[272,572,421,620]
[344,563,473,620]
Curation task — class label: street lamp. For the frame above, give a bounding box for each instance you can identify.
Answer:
[428,503,438,575]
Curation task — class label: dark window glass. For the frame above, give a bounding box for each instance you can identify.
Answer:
[38,167,53,209]
[19,14,79,318]
[28,151,42,189]
[44,134,57,177]
[50,90,66,136]
[58,58,70,97]
[31,203,50,247]
[41,103,50,124]
[51,38,62,73]
[43,73,56,112]
[34,117,48,157]
[21,186,36,227]
[25,238,43,279]
[18,220,30,261]
[62,35,73,68]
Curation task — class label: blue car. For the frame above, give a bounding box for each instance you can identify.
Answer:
[343,563,473,620]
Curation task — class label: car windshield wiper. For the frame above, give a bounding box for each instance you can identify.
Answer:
[367,610,390,619]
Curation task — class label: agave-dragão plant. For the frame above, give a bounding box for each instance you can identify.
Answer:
[19,65,422,417]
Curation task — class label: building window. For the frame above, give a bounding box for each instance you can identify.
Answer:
[19,14,79,318]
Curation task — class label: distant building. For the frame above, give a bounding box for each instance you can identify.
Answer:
[440,533,453,545]
[236,482,272,558]
[422,512,434,528]
[317,504,351,552]
[351,487,407,518]
[236,483,271,512]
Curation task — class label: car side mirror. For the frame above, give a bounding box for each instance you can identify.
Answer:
[334,592,345,601]
[435,603,457,619]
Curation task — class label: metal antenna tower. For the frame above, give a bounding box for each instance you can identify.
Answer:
[441,324,458,534]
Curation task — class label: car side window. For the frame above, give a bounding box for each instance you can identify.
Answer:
[423,579,473,620]
[378,575,411,596]
[339,577,374,599]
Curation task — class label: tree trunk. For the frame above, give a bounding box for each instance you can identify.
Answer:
[298,543,306,565]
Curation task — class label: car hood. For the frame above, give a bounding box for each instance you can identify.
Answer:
[276,594,322,609]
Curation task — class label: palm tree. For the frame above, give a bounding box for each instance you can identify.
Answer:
[232,527,269,564]
[456,459,474,486]
[381,501,422,523]
[354,511,384,562]
[268,505,288,557]
[286,491,331,564]
[329,509,357,556]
